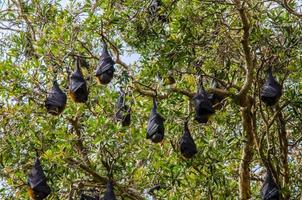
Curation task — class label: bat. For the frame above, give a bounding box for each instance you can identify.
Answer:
[115,93,131,127]
[95,44,115,85]
[28,158,51,200]
[45,80,67,115]
[103,180,116,200]
[146,98,165,143]
[69,57,88,103]
[179,121,197,159]
[261,169,280,200]
[193,86,214,124]
[261,67,282,106]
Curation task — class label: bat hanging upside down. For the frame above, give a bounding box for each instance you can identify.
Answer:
[28,158,51,200]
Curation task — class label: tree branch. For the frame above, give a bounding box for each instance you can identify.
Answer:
[239,103,254,200]
[233,2,255,199]
[281,0,302,18]
[234,0,254,100]
[66,158,144,200]
[276,104,290,199]
[68,117,92,167]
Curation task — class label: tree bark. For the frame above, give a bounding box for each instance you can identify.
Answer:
[233,0,255,198]
[277,105,290,199]
[239,103,254,200]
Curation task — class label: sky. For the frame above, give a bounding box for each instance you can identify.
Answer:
[58,0,141,65]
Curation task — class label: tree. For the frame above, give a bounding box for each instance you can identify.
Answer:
[0,0,302,199]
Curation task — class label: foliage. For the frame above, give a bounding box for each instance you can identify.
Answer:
[0,0,302,199]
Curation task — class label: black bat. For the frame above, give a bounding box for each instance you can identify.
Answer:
[261,170,280,200]
[103,180,116,200]
[115,93,131,126]
[80,194,99,200]
[179,121,197,159]
[69,57,88,103]
[45,80,67,115]
[260,67,282,106]
[193,86,214,124]
[146,98,165,143]
[95,44,115,85]
[207,80,224,106]
[28,158,51,200]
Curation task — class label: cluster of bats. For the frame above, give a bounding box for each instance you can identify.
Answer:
[38,39,282,199]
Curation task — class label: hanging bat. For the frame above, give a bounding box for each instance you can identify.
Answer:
[69,57,89,103]
[261,67,282,106]
[28,158,51,200]
[261,169,280,200]
[45,80,67,115]
[179,121,197,159]
[193,86,214,124]
[103,180,116,200]
[95,43,115,85]
[146,98,165,143]
[115,93,131,127]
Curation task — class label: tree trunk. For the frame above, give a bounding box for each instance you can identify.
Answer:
[277,105,290,199]
[239,105,254,200]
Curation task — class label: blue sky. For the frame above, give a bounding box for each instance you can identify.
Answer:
[59,0,140,65]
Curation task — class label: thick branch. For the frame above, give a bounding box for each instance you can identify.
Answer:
[133,82,230,100]
[233,2,255,199]
[239,104,254,200]
[100,30,233,102]
[276,104,290,199]
[234,0,254,99]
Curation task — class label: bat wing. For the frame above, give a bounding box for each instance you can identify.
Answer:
[28,158,47,189]
[46,92,67,107]
[96,61,114,76]
[179,126,197,158]
[33,181,51,199]
[261,84,281,98]
[261,171,279,200]
[103,181,116,200]
[194,90,214,115]
[147,119,159,139]
[70,76,85,92]
[45,81,67,107]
